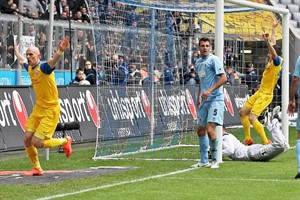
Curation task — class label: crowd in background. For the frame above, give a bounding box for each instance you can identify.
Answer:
[0,0,278,92]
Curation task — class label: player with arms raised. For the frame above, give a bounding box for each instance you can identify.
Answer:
[14,36,72,176]
[239,20,283,146]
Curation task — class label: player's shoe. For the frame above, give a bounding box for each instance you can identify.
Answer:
[295,172,300,179]
[211,160,219,169]
[24,168,44,176]
[272,106,281,121]
[242,139,254,146]
[63,136,72,158]
[191,162,211,168]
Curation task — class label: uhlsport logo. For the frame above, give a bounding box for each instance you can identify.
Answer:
[86,90,101,128]
[224,87,234,116]
[141,90,151,119]
[185,89,197,119]
[12,90,28,131]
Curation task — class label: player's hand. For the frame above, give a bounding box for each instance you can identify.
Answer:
[288,101,295,116]
[14,44,20,53]
[59,36,70,51]
[262,32,270,41]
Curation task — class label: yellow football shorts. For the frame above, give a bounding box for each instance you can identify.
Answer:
[244,91,272,117]
[26,104,60,140]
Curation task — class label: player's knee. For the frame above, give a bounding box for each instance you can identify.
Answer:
[23,134,32,146]
[248,114,257,123]
[196,126,206,137]
[31,137,44,148]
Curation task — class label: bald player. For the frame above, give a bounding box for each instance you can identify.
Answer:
[14,36,72,176]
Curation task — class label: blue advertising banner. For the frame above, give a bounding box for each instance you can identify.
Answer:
[0,70,75,86]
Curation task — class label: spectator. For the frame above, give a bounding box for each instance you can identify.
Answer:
[127,61,142,85]
[22,6,29,17]
[88,5,99,21]
[55,0,68,17]
[225,65,240,85]
[23,0,45,18]
[172,11,183,33]
[84,61,96,85]
[183,64,199,85]
[63,5,72,19]
[37,32,47,60]
[28,23,36,37]
[140,65,149,81]
[116,55,129,85]
[95,63,107,84]
[153,70,161,84]
[69,68,90,85]
[114,1,126,25]
[164,66,175,85]
[243,63,258,94]
[224,46,238,68]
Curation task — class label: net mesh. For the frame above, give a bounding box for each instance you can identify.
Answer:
[92,0,284,160]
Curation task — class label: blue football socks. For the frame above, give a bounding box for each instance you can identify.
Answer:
[210,139,218,161]
[199,135,209,164]
[296,140,300,173]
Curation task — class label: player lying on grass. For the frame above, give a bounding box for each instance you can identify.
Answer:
[223,106,289,161]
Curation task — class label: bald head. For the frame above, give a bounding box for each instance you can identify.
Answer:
[26,46,41,66]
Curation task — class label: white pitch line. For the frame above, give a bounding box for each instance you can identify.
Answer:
[36,168,195,200]
[36,145,297,200]
[164,176,299,183]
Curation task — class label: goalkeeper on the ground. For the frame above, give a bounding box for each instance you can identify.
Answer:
[222,112,289,161]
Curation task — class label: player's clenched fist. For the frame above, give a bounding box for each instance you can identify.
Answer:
[59,36,70,51]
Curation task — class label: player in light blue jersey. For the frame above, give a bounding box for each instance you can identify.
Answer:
[192,37,227,169]
[288,56,300,179]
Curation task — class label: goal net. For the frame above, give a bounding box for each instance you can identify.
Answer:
[92,0,289,160]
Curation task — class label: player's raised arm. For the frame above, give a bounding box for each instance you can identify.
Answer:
[48,36,70,69]
[262,32,277,60]
[14,44,26,67]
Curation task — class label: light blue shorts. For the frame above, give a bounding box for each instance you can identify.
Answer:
[296,109,300,131]
[197,100,224,127]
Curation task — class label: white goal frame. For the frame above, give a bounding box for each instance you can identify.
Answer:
[93,0,290,161]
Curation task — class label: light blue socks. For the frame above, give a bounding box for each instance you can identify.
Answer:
[199,135,209,164]
[210,139,218,161]
[296,140,300,172]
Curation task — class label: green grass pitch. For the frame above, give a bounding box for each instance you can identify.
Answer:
[1,127,300,200]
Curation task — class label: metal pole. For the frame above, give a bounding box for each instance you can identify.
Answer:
[45,0,55,161]
[215,0,224,163]
[17,0,23,85]
[149,9,156,146]
[281,13,289,141]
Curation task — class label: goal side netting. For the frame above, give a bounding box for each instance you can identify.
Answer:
[92,0,289,161]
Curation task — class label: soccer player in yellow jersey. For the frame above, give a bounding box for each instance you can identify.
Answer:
[239,27,283,145]
[14,36,72,176]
